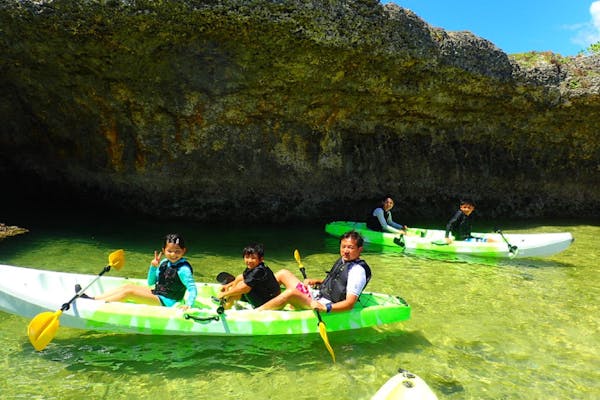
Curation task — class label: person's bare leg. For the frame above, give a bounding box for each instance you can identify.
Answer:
[224,293,241,309]
[259,289,313,310]
[256,289,299,310]
[94,284,162,306]
[274,269,301,289]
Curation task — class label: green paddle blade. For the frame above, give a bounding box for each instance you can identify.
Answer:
[27,310,62,351]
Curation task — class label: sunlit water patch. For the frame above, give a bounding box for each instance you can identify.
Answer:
[0,214,598,399]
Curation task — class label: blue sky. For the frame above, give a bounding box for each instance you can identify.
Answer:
[389,1,600,56]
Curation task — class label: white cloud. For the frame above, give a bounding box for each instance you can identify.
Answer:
[571,2,600,50]
[591,1,600,30]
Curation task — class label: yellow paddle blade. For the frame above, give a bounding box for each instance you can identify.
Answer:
[27,310,62,351]
[293,249,303,267]
[318,320,336,363]
[294,248,334,362]
[108,249,125,270]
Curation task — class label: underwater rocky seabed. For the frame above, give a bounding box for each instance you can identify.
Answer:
[0,213,598,399]
[1,0,599,224]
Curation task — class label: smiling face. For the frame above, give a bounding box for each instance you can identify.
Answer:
[163,242,186,263]
[339,236,363,262]
[382,197,395,212]
[243,253,263,269]
[460,203,475,216]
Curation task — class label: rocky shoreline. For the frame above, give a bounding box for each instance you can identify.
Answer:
[0,223,28,240]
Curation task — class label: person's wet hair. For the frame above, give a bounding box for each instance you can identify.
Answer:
[242,243,264,258]
[164,233,186,248]
[341,231,364,247]
[460,199,475,207]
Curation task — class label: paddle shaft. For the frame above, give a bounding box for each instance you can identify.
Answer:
[298,266,327,323]
[28,250,124,351]
[496,229,518,254]
[215,271,236,314]
[299,267,307,280]
[63,265,112,311]
[295,253,336,363]
[216,301,226,314]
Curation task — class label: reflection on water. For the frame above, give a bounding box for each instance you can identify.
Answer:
[0,213,598,399]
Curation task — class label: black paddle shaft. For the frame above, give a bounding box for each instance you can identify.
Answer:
[61,265,112,311]
[299,267,307,280]
[495,229,518,254]
[215,272,236,314]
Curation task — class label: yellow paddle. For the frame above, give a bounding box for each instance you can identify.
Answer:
[293,249,336,363]
[27,249,125,351]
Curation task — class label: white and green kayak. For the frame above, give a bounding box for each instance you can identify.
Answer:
[0,264,411,337]
[325,221,573,259]
[372,368,438,400]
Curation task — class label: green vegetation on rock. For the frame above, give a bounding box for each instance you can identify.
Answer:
[0,0,598,221]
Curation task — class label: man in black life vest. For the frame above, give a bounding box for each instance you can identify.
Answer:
[257,231,371,313]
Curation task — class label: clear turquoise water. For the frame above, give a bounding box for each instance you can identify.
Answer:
[0,212,598,399]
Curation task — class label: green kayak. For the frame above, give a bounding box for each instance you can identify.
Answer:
[0,264,411,337]
[325,221,573,259]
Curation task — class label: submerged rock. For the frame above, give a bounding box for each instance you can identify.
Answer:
[0,223,28,240]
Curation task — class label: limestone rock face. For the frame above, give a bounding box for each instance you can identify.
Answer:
[1,0,598,221]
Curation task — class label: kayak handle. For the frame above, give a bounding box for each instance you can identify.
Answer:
[184,314,220,322]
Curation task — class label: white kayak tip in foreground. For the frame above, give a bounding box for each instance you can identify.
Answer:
[372,368,438,400]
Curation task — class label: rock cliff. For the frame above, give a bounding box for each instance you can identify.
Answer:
[1,0,598,222]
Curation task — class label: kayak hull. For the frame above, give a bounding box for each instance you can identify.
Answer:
[372,369,438,400]
[325,221,573,259]
[0,264,410,336]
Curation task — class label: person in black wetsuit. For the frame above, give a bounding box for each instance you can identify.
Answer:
[444,199,476,243]
[217,243,281,309]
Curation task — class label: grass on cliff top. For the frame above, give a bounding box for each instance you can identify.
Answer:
[510,51,573,68]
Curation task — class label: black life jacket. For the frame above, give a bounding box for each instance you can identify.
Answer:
[319,257,372,303]
[366,209,390,231]
[152,259,193,301]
